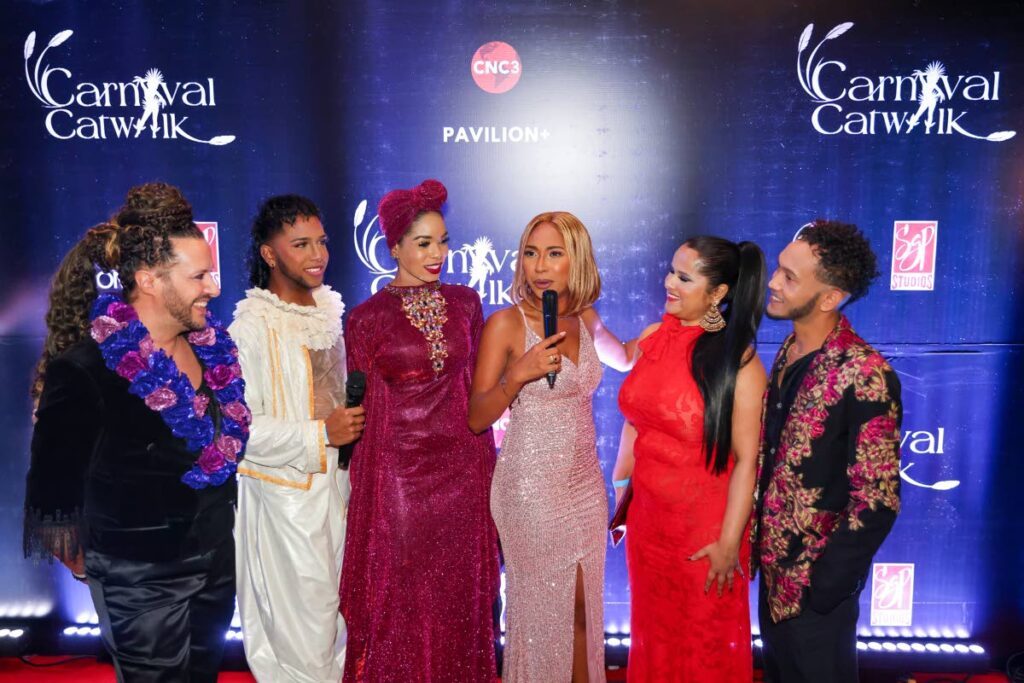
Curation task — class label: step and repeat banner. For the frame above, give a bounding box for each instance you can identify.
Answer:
[2,0,1021,658]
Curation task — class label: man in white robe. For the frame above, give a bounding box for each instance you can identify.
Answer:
[230,195,365,682]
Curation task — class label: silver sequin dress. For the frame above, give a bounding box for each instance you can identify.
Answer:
[491,308,607,682]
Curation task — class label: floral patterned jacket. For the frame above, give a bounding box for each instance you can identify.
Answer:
[752,315,902,623]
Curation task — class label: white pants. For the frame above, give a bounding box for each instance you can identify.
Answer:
[236,465,350,682]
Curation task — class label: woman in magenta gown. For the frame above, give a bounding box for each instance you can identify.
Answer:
[614,236,767,682]
[340,180,499,682]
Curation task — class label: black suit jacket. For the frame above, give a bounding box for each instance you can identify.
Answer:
[24,338,235,563]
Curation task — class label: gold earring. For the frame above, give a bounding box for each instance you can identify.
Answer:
[699,300,726,332]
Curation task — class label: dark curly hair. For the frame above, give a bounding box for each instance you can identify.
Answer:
[32,183,201,399]
[31,223,120,399]
[798,219,879,307]
[248,195,321,288]
[114,182,202,298]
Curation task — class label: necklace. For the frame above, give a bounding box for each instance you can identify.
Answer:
[89,294,251,489]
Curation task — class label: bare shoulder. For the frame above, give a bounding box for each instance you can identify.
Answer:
[483,306,523,335]
[579,306,601,333]
[639,321,662,341]
[737,347,768,389]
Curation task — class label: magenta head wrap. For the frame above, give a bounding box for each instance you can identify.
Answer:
[377,179,448,249]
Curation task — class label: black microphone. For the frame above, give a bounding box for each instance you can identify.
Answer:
[542,290,558,389]
[338,370,366,468]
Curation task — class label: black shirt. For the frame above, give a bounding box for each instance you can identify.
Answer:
[758,348,819,510]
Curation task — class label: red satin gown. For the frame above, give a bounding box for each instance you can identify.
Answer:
[617,315,752,682]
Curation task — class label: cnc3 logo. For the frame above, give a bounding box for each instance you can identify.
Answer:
[352,199,518,305]
[796,22,1015,141]
[24,29,235,145]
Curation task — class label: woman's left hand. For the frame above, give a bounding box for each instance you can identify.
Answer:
[689,540,742,597]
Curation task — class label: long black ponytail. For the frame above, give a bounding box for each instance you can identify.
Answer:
[686,237,767,474]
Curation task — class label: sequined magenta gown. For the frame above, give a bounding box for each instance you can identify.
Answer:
[491,308,606,682]
[341,282,499,683]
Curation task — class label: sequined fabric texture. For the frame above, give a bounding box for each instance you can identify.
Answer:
[385,281,449,374]
[341,283,499,682]
[491,310,607,682]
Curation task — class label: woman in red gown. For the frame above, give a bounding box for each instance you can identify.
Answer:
[615,236,768,682]
[341,180,499,682]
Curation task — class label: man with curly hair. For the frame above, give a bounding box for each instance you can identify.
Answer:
[752,220,903,683]
[24,183,246,682]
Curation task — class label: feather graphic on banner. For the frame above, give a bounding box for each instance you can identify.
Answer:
[803,22,855,102]
[48,30,74,48]
[23,32,40,101]
[32,29,74,108]
[353,199,367,229]
[796,24,814,97]
[352,199,396,292]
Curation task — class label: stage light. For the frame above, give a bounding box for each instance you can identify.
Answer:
[969,644,985,654]
[882,642,897,651]
[896,642,911,652]
[899,628,913,637]
[607,637,621,647]
[868,641,882,651]
[0,629,8,638]
[753,639,763,648]
[62,626,76,636]
[940,627,955,638]
[913,627,927,638]
[620,623,630,634]
[955,627,969,639]
[621,638,631,647]
[500,636,505,645]
[927,627,941,638]
[856,642,868,651]
[925,643,940,652]
[911,643,926,652]
[939,643,955,653]
[954,644,969,653]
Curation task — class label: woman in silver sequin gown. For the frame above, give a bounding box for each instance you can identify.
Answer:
[469,212,636,683]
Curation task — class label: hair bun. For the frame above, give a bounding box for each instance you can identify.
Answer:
[377,179,448,249]
[415,179,447,209]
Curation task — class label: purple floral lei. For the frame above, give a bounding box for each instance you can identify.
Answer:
[89,294,251,489]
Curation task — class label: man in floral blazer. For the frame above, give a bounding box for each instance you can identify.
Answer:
[753,221,902,683]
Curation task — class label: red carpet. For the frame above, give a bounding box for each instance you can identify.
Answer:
[0,659,1010,682]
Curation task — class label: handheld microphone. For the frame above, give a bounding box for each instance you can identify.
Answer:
[338,370,366,468]
[542,290,558,389]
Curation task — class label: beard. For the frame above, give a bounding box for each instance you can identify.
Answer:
[766,291,820,321]
[162,282,207,332]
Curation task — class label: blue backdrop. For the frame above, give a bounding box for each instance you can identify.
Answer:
[2,0,1022,663]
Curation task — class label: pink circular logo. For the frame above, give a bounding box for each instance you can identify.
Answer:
[471,42,522,94]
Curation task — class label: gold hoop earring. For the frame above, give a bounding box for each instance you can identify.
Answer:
[699,300,726,332]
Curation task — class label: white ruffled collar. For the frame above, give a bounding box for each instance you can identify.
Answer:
[233,285,345,351]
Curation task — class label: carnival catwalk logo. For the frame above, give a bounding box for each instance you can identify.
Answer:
[352,199,518,305]
[23,29,235,144]
[796,22,1015,141]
